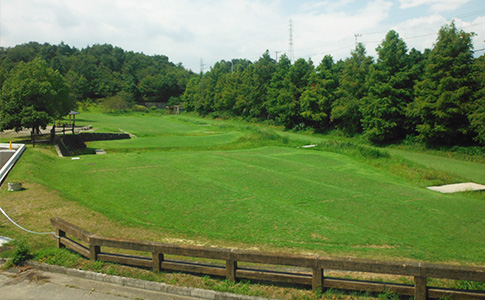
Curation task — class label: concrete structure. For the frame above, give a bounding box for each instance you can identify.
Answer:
[0,260,271,300]
[0,143,26,186]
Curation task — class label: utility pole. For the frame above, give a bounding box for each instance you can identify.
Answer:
[288,19,294,63]
[275,51,281,62]
[354,34,362,46]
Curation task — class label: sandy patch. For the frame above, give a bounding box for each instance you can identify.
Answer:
[427,182,485,193]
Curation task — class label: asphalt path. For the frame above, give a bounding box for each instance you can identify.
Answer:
[0,265,203,300]
[0,151,14,169]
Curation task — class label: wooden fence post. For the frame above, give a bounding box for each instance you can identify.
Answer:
[312,268,324,291]
[31,130,35,148]
[152,252,164,273]
[56,229,65,249]
[414,276,427,300]
[50,125,56,144]
[226,260,237,282]
[89,245,100,262]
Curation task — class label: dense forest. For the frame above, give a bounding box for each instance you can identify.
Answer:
[0,42,194,106]
[184,22,485,146]
[0,22,484,146]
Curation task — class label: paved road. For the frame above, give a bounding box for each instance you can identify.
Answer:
[0,151,14,170]
[0,265,202,300]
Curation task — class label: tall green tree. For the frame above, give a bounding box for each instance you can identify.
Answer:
[0,58,71,132]
[409,22,476,145]
[300,55,338,131]
[361,30,414,143]
[267,57,313,128]
[247,51,277,119]
[233,65,255,117]
[183,76,201,111]
[469,54,485,144]
[331,43,373,134]
[266,54,292,122]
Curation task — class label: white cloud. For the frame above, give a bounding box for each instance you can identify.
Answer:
[391,14,448,52]
[299,0,356,13]
[399,0,471,12]
[0,0,483,71]
[0,0,286,71]
[381,14,485,59]
[292,0,393,62]
[455,16,485,53]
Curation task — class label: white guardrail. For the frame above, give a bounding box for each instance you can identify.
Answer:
[0,143,26,186]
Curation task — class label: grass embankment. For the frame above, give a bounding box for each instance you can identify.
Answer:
[2,110,484,263]
[1,110,484,298]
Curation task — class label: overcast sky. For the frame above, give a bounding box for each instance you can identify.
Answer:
[1,0,484,72]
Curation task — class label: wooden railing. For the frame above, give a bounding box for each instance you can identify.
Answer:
[51,218,485,300]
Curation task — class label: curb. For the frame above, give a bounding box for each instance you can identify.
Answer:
[27,261,273,300]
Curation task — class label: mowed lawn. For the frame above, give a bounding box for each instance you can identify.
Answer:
[12,112,485,264]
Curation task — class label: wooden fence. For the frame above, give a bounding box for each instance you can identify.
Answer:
[30,124,75,147]
[51,218,485,300]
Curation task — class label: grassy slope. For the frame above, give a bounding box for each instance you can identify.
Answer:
[2,111,484,264]
[387,148,485,184]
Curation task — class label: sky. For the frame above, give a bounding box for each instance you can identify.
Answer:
[1,0,484,72]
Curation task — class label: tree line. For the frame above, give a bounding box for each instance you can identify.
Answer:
[0,42,194,131]
[183,22,485,146]
[0,42,194,105]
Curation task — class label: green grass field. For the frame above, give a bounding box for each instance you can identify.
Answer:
[3,110,485,265]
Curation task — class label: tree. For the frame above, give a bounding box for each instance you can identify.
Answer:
[266,54,292,122]
[101,93,131,113]
[300,55,338,131]
[267,57,313,128]
[331,43,373,134]
[246,51,277,119]
[469,54,485,144]
[409,22,476,145]
[1,58,71,132]
[65,70,89,102]
[361,30,414,143]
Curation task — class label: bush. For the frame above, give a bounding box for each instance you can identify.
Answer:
[132,104,148,112]
[5,240,32,267]
[101,94,130,112]
[167,96,181,106]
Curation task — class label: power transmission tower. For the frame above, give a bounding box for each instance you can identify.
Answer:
[200,59,205,75]
[288,19,294,63]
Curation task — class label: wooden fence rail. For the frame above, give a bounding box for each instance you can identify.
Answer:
[51,218,485,300]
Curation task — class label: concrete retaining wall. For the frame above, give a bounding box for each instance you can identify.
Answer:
[79,132,130,142]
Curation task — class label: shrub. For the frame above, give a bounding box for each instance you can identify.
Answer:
[132,104,148,112]
[5,240,32,267]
